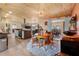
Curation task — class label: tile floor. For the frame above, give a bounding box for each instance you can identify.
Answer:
[0,34,34,56]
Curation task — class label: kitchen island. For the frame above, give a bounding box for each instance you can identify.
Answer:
[0,32,8,52]
[14,28,32,39]
[61,34,79,56]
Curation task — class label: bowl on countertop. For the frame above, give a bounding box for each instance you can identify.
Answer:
[63,30,76,36]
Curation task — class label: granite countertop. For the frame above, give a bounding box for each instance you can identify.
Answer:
[0,32,8,34]
[0,32,8,39]
[14,28,31,31]
[22,28,31,31]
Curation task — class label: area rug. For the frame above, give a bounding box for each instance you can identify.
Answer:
[26,40,60,56]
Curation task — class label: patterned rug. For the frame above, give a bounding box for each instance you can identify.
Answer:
[26,40,60,56]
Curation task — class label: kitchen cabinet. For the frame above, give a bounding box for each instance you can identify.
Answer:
[22,29,31,39]
[0,33,8,52]
[61,35,79,56]
[14,29,31,39]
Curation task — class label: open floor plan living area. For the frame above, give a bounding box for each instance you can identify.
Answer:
[0,3,79,56]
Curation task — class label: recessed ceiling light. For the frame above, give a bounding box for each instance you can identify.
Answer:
[6,13,9,16]
[9,11,12,14]
[4,13,9,17]
[4,15,7,18]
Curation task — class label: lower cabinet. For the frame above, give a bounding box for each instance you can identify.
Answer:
[0,33,8,52]
[61,40,79,56]
[15,29,31,39]
[22,30,31,39]
[0,38,8,51]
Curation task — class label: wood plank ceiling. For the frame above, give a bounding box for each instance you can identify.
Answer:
[0,3,75,19]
